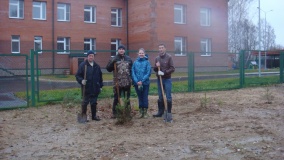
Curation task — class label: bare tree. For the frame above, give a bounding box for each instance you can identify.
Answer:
[228,0,255,53]
[259,19,276,50]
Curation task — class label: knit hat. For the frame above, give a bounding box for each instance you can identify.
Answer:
[118,44,126,50]
[87,50,95,56]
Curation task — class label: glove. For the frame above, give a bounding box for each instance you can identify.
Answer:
[158,71,164,76]
[82,80,87,85]
[111,57,119,64]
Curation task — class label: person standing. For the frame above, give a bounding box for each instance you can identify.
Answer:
[153,44,175,122]
[106,44,133,118]
[131,48,152,118]
[75,50,103,122]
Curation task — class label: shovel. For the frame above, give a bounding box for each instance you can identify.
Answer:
[114,63,122,105]
[158,66,168,122]
[77,64,88,123]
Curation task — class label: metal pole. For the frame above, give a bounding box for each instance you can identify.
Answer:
[264,12,267,70]
[258,0,261,77]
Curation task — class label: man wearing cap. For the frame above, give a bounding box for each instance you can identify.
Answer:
[106,44,133,118]
[76,50,103,122]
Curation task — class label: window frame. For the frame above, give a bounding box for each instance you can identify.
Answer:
[9,0,24,19]
[11,35,20,54]
[33,1,46,20]
[200,38,212,56]
[111,8,122,27]
[200,8,211,26]
[111,39,121,56]
[57,3,70,21]
[34,36,43,54]
[57,37,70,54]
[84,5,96,23]
[174,4,186,24]
[84,38,96,54]
[174,37,187,56]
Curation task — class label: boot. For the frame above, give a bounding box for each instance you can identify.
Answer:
[153,100,165,117]
[143,108,149,118]
[167,101,172,113]
[139,108,144,118]
[91,104,100,121]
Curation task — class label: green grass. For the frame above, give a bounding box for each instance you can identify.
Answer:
[15,74,280,107]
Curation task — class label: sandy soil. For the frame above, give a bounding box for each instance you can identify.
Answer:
[0,85,284,160]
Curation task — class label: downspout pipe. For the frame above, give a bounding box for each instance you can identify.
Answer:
[52,0,55,74]
[126,0,129,51]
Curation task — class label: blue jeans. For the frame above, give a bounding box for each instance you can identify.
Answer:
[157,77,172,102]
[134,84,150,108]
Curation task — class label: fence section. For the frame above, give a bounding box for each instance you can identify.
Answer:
[0,54,29,109]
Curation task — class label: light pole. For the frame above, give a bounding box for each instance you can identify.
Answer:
[258,0,261,77]
[258,8,273,70]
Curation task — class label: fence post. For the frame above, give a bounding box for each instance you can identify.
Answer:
[30,49,36,107]
[280,52,284,83]
[239,50,245,88]
[188,52,194,92]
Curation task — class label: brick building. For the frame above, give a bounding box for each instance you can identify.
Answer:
[0,0,229,74]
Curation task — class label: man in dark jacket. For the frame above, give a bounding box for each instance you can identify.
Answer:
[153,43,175,122]
[106,44,133,118]
[76,50,103,122]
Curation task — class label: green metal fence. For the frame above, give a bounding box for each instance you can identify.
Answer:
[0,49,283,109]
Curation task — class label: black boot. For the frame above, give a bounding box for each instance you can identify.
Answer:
[91,103,100,121]
[81,104,87,115]
[153,100,165,117]
[167,101,172,113]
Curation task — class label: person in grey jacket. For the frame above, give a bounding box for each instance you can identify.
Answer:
[75,50,103,122]
[131,48,152,118]
[152,44,175,122]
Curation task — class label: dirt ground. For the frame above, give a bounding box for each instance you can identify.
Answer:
[0,85,284,160]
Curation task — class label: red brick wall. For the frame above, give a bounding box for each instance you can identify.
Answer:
[0,0,229,72]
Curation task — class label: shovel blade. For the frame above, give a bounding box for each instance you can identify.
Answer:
[163,112,173,123]
[77,113,87,123]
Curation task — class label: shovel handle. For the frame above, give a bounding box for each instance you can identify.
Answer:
[158,66,167,111]
[114,63,122,105]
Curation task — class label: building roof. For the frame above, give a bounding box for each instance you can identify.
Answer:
[251,50,284,56]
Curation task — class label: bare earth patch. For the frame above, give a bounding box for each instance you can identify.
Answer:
[0,85,284,160]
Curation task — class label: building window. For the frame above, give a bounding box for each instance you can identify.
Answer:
[11,35,20,53]
[111,8,122,27]
[57,3,70,21]
[174,37,186,55]
[174,4,186,24]
[9,0,24,19]
[201,38,211,56]
[33,1,46,20]
[111,39,121,56]
[57,37,70,54]
[200,8,211,26]
[84,6,96,23]
[34,36,42,53]
[84,38,96,53]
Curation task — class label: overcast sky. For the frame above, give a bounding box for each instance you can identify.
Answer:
[249,0,284,47]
